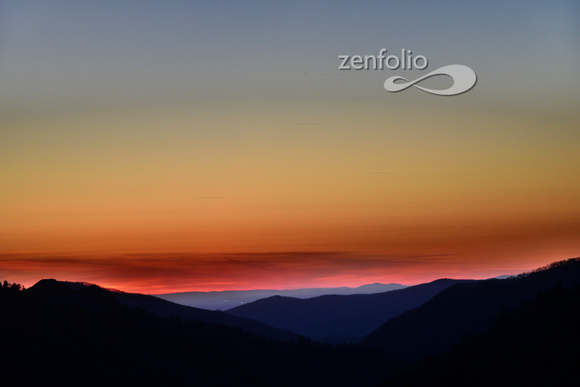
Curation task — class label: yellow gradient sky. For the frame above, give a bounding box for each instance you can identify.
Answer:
[1,1,578,292]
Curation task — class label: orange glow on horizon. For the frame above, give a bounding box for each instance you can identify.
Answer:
[1,247,577,294]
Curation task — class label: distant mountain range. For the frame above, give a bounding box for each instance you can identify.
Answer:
[155,283,406,311]
[1,258,578,386]
[227,279,469,343]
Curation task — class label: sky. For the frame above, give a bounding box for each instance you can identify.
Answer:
[1,1,579,293]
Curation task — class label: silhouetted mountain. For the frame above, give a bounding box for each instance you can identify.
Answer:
[156,283,406,311]
[29,279,122,308]
[1,278,389,386]
[363,258,580,362]
[385,279,580,386]
[227,279,468,342]
[30,279,297,341]
[2,259,578,385]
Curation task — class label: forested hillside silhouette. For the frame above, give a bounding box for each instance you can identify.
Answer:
[385,279,580,386]
[1,258,578,386]
[363,258,580,361]
[0,279,387,386]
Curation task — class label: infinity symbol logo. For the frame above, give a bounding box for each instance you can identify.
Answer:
[384,64,477,96]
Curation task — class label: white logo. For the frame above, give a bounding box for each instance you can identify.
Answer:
[384,64,477,96]
[338,49,477,96]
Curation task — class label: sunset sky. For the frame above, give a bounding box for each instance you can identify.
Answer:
[1,1,578,294]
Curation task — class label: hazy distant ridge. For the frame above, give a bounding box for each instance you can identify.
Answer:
[155,283,406,311]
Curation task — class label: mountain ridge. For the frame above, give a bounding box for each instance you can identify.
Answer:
[29,278,298,341]
[2,258,578,385]
[155,283,406,311]
[1,278,388,386]
[227,278,470,342]
[362,257,580,361]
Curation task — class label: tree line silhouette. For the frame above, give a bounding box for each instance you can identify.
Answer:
[1,280,23,293]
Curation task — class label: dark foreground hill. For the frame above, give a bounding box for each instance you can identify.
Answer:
[0,279,388,386]
[363,258,580,362]
[27,279,297,341]
[228,279,468,342]
[385,279,580,386]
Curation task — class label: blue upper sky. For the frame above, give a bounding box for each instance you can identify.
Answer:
[1,1,578,113]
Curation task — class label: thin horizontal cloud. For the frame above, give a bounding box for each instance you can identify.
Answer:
[0,250,532,294]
